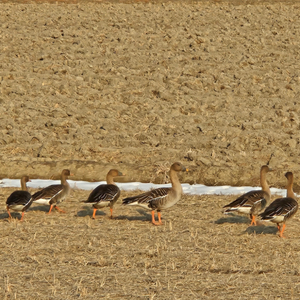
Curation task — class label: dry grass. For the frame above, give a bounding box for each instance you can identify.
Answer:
[0,187,299,299]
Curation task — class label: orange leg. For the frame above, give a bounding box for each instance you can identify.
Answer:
[151,211,163,226]
[54,206,66,213]
[279,223,286,238]
[277,224,281,231]
[47,205,54,214]
[6,208,12,219]
[110,207,113,219]
[157,212,163,225]
[92,208,97,219]
[20,211,25,222]
[250,215,257,226]
[48,204,53,215]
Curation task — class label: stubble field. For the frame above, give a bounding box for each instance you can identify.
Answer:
[0,186,299,299]
[1,1,300,299]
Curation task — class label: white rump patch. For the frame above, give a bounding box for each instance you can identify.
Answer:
[269,216,285,223]
[127,202,151,210]
[231,207,251,214]
[33,199,51,205]
[9,205,24,211]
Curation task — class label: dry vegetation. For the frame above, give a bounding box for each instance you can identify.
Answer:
[0,186,299,299]
[1,1,300,299]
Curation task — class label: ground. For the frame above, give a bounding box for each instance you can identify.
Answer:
[1,1,300,299]
[1,187,300,299]
[1,2,300,188]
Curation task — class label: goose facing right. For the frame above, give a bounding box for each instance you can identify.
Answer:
[259,172,298,238]
[122,162,188,226]
[83,169,124,219]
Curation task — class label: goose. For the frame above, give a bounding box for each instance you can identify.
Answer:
[259,172,298,238]
[6,176,32,221]
[122,162,188,225]
[83,169,123,219]
[223,165,272,225]
[32,169,72,214]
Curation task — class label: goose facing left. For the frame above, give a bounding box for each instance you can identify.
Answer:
[32,169,72,214]
[6,176,32,221]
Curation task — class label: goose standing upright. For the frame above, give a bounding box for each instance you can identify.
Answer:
[83,169,123,219]
[32,169,72,214]
[223,165,272,225]
[259,172,298,238]
[122,162,188,225]
[6,176,32,221]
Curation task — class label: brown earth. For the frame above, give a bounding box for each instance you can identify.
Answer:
[1,186,300,299]
[1,2,300,189]
[1,2,300,298]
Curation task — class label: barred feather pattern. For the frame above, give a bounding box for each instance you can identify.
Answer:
[32,183,70,205]
[224,190,269,214]
[6,190,32,211]
[123,188,171,210]
[259,197,298,222]
[85,184,120,208]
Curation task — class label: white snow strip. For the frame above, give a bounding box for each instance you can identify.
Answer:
[0,179,287,197]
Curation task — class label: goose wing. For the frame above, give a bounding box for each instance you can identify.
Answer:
[6,191,32,207]
[85,184,120,204]
[32,184,63,201]
[223,190,267,211]
[123,188,170,206]
[260,197,298,220]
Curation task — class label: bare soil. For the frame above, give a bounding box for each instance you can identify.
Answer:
[1,2,300,188]
[1,1,300,299]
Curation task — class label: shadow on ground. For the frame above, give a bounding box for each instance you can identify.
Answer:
[215,214,250,224]
[244,225,278,235]
[116,209,151,222]
[76,207,106,217]
[29,205,51,213]
[0,212,19,220]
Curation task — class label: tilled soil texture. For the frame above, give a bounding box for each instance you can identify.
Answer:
[0,187,299,299]
[1,3,300,187]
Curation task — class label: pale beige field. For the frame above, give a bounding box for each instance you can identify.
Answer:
[1,1,300,299]
[1,186,300,300]
[1,2,300,188]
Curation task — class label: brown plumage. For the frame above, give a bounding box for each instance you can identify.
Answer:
[223,165,272,225]
[259,172,298,238]
[6,176,32,221]
[83,169,123,219]
[32,169,72,214]
[122,162,188,226]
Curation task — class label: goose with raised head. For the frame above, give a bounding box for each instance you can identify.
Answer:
[6,176,32,221]
[32,169,72,214]
[223,165,272,225]
[259,172,298,238]
[83,169,123,219]
[122,162,188,225]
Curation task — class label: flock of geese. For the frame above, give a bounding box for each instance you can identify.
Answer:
[223,165,298,238]
[4,162,298,238]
